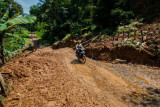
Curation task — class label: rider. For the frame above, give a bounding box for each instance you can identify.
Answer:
[76,40,85,57]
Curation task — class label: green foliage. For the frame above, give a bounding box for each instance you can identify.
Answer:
[4,28,30,58]
[111,8,134,24]
[117,26,125,32]
[130,32,134,36]
[53,40,61,46]
[30,0,98,43]
[0,95,5,101]
[84,31,92,36]
[0,10,36,64]
[128,21,143,28]
[124,27,130,32]
[0,15,36,32]
[117,20,142,33]
[0,11,9,23]
[35,22,48,39]
[100,35,106,39]
[128,42,136,48]
[62,34,71,42]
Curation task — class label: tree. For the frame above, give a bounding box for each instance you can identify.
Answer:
[0,0,23,18]
[0,11,36,64]
[30,0,96,43]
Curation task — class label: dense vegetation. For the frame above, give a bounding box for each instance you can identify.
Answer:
[0,0,36,65]
[30,0,160,44]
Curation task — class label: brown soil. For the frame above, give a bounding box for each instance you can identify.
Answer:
[0,47,160,106]
[85,42,160,67]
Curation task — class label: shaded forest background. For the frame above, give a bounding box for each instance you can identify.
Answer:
[29,0,160,44]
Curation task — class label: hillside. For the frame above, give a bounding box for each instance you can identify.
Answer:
[53,21,160,67]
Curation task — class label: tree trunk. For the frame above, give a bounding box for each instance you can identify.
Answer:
[0,34,5,65]
[0,74,6,96]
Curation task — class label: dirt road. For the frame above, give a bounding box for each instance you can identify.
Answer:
[0,47,159,106]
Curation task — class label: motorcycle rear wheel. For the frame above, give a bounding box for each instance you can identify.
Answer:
[81,56,86,64]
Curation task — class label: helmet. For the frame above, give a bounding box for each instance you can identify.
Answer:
[78,40,81,43]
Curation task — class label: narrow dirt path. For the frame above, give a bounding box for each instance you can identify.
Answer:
[0,47,159,106]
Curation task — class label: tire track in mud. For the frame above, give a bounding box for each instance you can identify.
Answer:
[58,48,142,106]
[57,48,160,106]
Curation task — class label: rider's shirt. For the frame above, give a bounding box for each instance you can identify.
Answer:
[76,43,84,50]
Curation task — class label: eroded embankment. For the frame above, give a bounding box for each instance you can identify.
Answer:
[86,43,160,67]
[53,39,160,67]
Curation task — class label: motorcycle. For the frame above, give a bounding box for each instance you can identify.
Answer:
[76,50,86,64]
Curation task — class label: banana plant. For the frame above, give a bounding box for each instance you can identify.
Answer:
[0,11,36,65]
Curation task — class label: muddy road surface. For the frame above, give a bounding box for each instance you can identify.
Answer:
[0,47,160,107]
